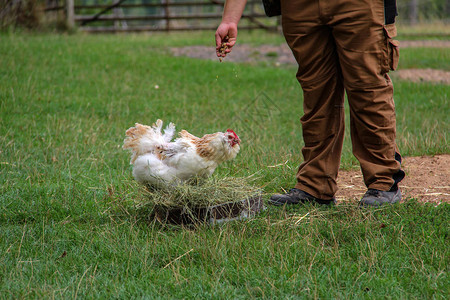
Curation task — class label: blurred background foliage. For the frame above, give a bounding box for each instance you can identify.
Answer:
[0,0,449,31]
[397,0,450,23]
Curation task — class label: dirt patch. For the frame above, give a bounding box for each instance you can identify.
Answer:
[336,154,450,204]
[170,43,296,64]
[170,40,450,65]
[170,40,449,84]
[400,40,450,48]
[393,68,450,84]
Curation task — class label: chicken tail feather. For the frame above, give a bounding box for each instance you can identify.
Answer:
[123,120,174,164]
[152,119,163,134]
[163,122,176,143]
[123,123,150,163]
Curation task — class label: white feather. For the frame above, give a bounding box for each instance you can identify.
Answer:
[163,122,175,143]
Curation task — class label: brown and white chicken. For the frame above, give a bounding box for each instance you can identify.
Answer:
[123,120,241,186]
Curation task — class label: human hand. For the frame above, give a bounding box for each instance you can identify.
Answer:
[215,22,238,59]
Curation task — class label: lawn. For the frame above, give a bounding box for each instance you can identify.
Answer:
[0,32,449,298]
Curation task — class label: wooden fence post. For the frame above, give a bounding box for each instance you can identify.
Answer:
[66,0,75,29]
[163,0,170,31]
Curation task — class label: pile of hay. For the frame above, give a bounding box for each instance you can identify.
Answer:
[140,177,261,209]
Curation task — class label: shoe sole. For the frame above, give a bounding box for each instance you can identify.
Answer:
[359,190,402,207]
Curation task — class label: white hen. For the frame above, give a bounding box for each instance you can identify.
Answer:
[123,120,240,186]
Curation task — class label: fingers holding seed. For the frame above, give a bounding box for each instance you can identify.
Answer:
[218,36,229,62]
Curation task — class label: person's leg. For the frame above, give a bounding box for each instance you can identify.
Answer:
[330,0,405,204]
[278,0,345,201]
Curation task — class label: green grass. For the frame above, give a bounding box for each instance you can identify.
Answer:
[0,33,449,298]
[399,47,450,70]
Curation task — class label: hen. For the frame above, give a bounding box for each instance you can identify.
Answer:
[123,120,241,186]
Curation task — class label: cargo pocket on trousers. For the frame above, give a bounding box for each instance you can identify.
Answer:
[382,24,400,73]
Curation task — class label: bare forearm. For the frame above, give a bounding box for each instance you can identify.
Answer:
[222,0,248,25]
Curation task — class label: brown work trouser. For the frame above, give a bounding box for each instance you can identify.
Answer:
[281,0,405,199]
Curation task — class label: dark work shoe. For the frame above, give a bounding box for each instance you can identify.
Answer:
[269,188,336,206]
[359,189,401,207]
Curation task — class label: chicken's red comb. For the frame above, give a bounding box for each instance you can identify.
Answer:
[226,129,238,138]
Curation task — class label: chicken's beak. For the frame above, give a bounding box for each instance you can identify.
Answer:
[232,137,240,147]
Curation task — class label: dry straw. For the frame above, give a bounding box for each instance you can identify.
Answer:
[139,176,262,209]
